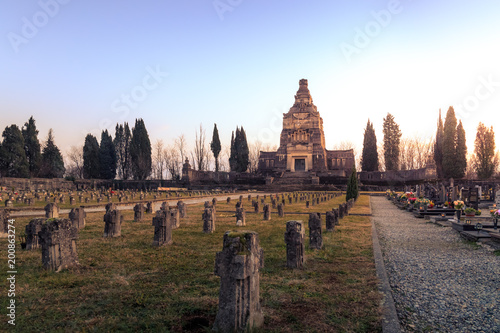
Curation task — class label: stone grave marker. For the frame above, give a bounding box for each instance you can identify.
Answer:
[39,218,79,271]
[284,220,305,268]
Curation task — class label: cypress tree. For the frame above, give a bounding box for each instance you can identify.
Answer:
[434,109,444,178]
[210,123,222,172]
[382,113,402,171]
[130,118,152,180]
[83,134,100,179]
[442,106,458,178]
[39,129,65,178]
[229,129,237,171]
[22,116,42,177]
[99,129,117,179]
[455,120,467,178]
[0,125,30,178]
[361,119,379,171]
[114,123,132,180]
[474,122,497,179]
[346,165,359,201]
[236,126,250,172]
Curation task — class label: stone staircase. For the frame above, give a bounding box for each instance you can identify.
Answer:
[273,171,314,185]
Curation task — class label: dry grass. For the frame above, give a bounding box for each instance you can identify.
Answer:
[1,193,381,332]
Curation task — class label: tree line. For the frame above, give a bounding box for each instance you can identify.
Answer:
[361,107,499,179]
[0,116,252,180]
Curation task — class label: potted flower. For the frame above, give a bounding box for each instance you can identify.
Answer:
[464,207,476,217]
[454,200,464,210]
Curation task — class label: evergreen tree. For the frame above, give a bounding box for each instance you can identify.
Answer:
[22,116,41,177]
[473,123,497,179]
[130,118,152,180]
[455,120,467,178]
[361,119,379,171]
[39,129,65,178]
[346,165,359,201]
[0,125,29,178]
[210,123,222,172]
[433,109,444,178]
[114,123,132,180]
[442,106,458,178]
[83,134,100,179]
[382,113,402,171]
[229,129,237,171]
[99,130,117,179]
[236,127,250,172]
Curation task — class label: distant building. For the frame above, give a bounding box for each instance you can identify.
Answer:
[258,79,354,176]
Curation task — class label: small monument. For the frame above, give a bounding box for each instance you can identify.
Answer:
[308,213,323,249]
[68,207,86,230]
[213,231,264,332]
[103,210,123,237]
[133,204,144,222]
[263,204,271,221]
[44,203,59,218]
[203,207,215,234]
[284,221,305,268]
[25,218,44,250]
[39,218,79,271]
[236,207,246,226]
[152,210,172,246]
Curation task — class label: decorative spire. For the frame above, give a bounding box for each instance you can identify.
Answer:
[295,79,312,103]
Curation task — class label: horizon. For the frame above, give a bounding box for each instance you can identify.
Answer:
[2,0,500,165]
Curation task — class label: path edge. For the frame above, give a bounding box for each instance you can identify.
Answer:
[369,196,402,333]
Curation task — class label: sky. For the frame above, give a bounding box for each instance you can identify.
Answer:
[2,0,500,160]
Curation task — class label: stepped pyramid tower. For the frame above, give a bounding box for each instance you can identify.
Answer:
[259,79,354,176]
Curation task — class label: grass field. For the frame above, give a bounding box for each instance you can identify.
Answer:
[1,193,381,332]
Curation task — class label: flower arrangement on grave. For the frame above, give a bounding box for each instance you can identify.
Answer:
[428,201,435,209]
[475,209,481,216]
[408,197,417,205]
[453,200,464,210]
[399,193,407,201]
[464,207,476,216]
[490,209,500,217]
[444,201,450,208]
[417,198,431,207]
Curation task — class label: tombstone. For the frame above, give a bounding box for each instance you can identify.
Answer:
[248,194,251,201]
[338,204,345,219]
[213,231,264,332]
[85,197,90,203]
[263,204,271,221]
[152,210,172,247]
[25,218,44,250]
[105,202,117,213]
[332,209,340,225]
[103,210,123,237]
[161,201,169,211]
[39,218,79,271]
[271,198,276,209]
[227,197,231,204]
[495,187,500,208]
[277,203,284,217]
[96,197,102,204]
[176,200,187,218]
[284,221,305,269]
[203,208,216,234]
[236,207,246,226]
[44,203,59,218]
[212,197,217,208]
[316,197,320,205]
[69,207,86,230]
[450,178,457,201]
[169,208,180,229]
[253,200,260,213]
[45,196,50,203]
[239,195,243,202]
[146,201,153,214]
[235,201,242,209]
[308,213,323,249]
[5,199,13,208]
[326,211,336,232]
[306,201,310,208]
[0,210,10,237]
[133,204,144,222]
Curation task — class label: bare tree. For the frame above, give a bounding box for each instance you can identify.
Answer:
[66,145,84,178]
[164,144,181,180]
[219,144,231,172]
[399,136,434,170]
[248,140,263,173]
[194,124,207,171]
[175,134,187,164]
[153,139,165,179]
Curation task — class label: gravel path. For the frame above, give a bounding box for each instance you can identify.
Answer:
[371,197,500,333]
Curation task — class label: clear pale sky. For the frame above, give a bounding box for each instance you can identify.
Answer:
[2,0,499,158]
